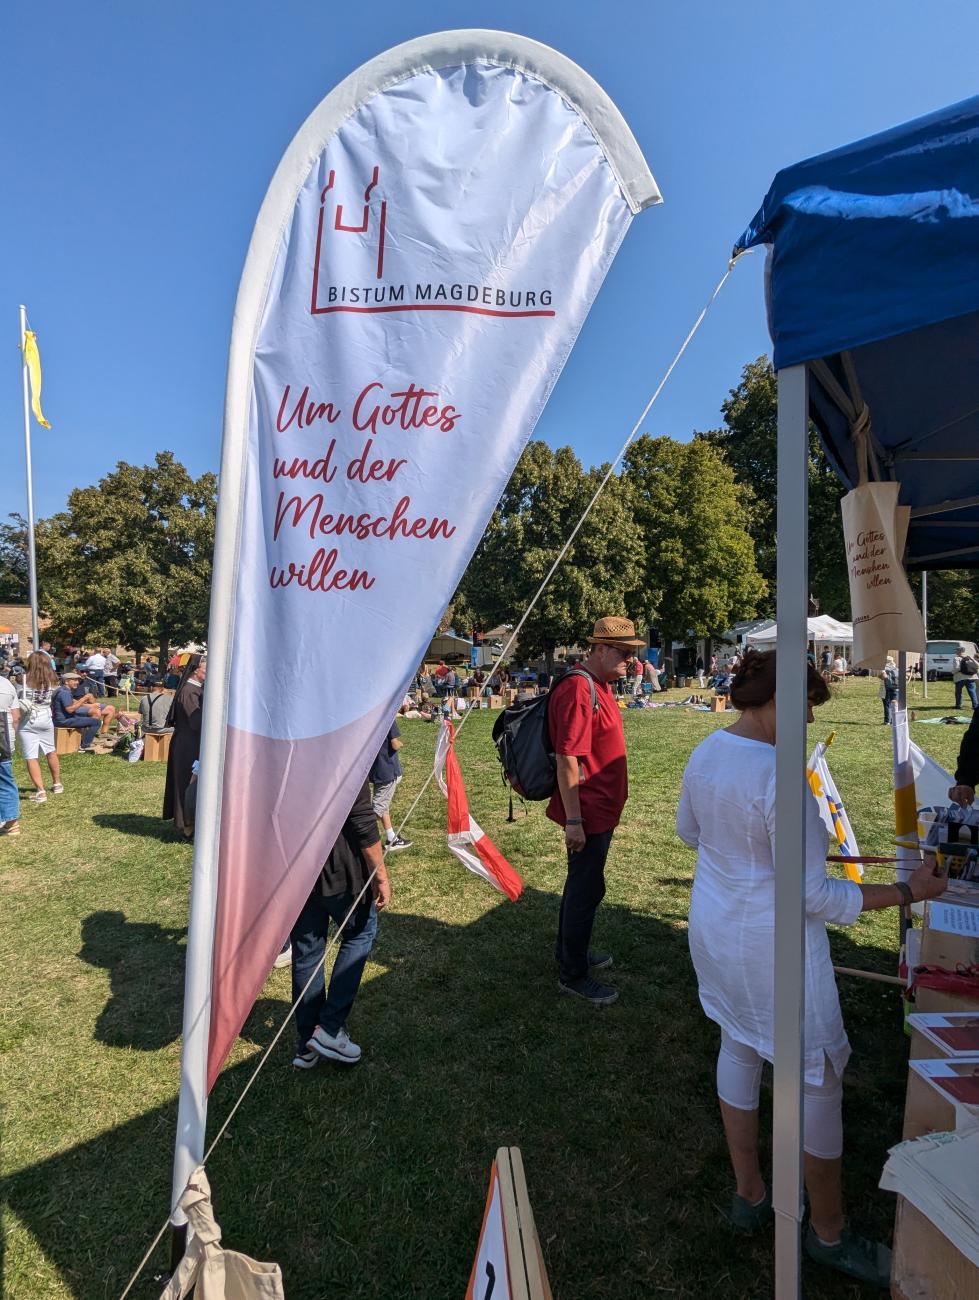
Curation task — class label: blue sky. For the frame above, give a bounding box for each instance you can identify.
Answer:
[3,1,979,520]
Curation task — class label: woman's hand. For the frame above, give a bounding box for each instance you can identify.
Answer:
[948,783,975,807]
[908,855,948,903]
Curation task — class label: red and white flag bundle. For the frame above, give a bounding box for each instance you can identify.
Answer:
[434,721,522,901]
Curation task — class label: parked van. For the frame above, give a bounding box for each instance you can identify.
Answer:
[926,640,979,680]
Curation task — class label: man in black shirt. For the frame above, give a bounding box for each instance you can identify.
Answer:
[291,780,391,1069]
[949,710,979,807]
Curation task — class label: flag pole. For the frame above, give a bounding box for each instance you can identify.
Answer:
[18,305,40,651]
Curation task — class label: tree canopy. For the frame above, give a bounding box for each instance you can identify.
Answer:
[0,515,29,605]
[622,432,764,651]
[36,453,215,661]
[700,356,850,617]
[458,441,636,663]
[459,434,762,660]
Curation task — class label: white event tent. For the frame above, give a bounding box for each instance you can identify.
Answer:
[745,615,853,647]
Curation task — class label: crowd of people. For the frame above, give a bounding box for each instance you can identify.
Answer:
[284,617,959,1290]
[0,640,200,839]
[1,619,966,1287]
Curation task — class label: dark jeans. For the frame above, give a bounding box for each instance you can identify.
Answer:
[56,716,102,749]
[291,888,378,1048]
[955,679,979,711]
[556,830,614,982]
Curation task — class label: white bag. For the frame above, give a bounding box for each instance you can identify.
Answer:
[127,737,144,764]
[840,481,925,670]
[159,1168,284,1300]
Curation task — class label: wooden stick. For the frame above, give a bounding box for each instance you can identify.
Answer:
[833,964,905,987]
[829,855,900,864]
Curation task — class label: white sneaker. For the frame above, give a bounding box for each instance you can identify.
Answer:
[307,1025,361,1064]
[291,1049,320,1070]
[273,945,292,968]
[29,791,47,804]
[51,783,64,795]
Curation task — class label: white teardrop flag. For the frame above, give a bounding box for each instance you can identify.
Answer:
[174,30,659,1204]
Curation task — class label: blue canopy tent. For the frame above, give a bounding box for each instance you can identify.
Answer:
[735,95,979,1297]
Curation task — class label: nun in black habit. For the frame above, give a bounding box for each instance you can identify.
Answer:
[162,653,206,836]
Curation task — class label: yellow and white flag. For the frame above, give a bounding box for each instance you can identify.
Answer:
[892,707,954,876]
[807,734,862,881]
[22,329,51,428]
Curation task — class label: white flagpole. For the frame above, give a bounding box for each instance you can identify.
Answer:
[19,305,40,651]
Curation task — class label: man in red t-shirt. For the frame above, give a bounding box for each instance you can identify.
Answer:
[547,615,643,1005]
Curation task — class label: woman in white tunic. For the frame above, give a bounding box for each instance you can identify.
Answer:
[676,649,946,1288]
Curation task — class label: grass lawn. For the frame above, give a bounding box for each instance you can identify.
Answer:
[0,676,968,1299]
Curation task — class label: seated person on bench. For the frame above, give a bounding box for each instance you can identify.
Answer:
[139,686,174,733]
[70,678,116,733]
[52,672,104,750]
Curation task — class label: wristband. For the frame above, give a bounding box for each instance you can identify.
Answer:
[895,881,914,908]
[565,818,583,826]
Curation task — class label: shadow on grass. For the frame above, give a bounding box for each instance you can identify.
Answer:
[78,911,188,1051]
[92,813,190,843]
[6,889,909,1300]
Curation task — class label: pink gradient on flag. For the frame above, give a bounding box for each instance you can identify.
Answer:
[206,703,390,1090]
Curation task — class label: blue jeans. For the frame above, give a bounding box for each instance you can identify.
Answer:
[291,888,378,1047]
[556,829,614,982]
[0,759,19,822]
[56,716,102,749]
[955,679,979,711]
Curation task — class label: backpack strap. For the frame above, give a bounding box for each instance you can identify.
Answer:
[560,667,600,713]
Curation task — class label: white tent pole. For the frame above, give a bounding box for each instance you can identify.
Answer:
[922,572,928,698]
[19,305,40,651]
[773,364,808,1300]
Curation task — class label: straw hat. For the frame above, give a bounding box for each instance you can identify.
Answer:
[587,616,645,649]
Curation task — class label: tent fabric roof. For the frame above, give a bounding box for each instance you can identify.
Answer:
[746,616,853,646]
[734,94,979,370]
[735,95,979,571]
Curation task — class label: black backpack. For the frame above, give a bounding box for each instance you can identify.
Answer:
[492,668,599,801]
[960,655,979,677]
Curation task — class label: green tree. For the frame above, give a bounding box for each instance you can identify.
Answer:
[36,453,216,661]
[459,441,637,664]
[910,571,979,643]
[701,356,850,617]
[0,514,29,604]
[622,434,764,653]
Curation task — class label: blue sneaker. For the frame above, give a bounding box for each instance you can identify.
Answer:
[557,976,618,1006]
[724,1187,772,1233]
[804,1226,891,1288]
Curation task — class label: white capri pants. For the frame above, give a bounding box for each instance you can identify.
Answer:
[18,715,55,760]
[716,1029,844,1160]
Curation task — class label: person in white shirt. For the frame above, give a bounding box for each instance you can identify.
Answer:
[81,650,108,696]
[102,649,121,691]
[676,648,947,1286]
